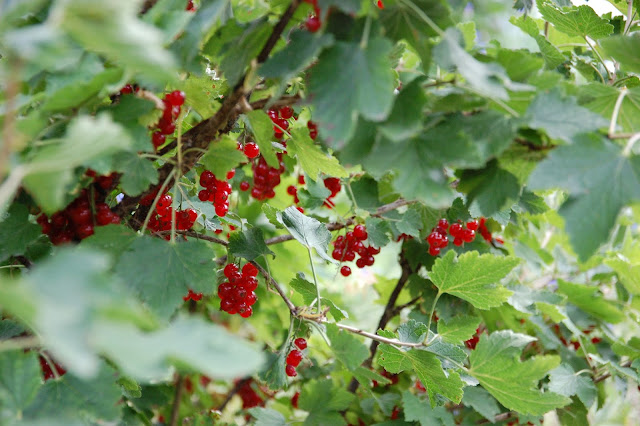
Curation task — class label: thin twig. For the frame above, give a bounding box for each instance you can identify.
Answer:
[593,360,633,383]
[154,230,229,246]
[333,323,422,348]
[0,336,40,352]
[390,296,422,318]
[169,375,184,426]
[249,260,297,314]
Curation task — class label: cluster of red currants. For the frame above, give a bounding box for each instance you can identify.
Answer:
[150,90,186,149]
[285,338,307,377]
[268,106,294,140]
[197,169,234,217]
[426,218,481,256]
[286,175,307,213]
[332,225,380,277]
[302,0,321,32]
[37,189,120,245]
[249,153,286,201]
[183,289,203,302]
[323,177,341,208]
[218,263,259,318]
[144,193,197,238]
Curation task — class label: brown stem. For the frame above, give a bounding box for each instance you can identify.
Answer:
[169,374,184,426]
[347,253,414,393]
[249,260,297,315]
[593,360,633,383]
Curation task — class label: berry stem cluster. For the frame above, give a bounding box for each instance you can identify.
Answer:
[285,338,307,377]
[332,225,380,276]
[218,263,259,318]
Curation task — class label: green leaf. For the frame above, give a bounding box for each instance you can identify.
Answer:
[325,323,369,371]
[380,0,452,65]
[288,127,347,181]
[379,78,429,142]
[23,114,133,213]
[55,0,176,83]
[0,203,42,262]
[364,136,455,209]
[80,225,138,259]
[458,161,520,217]
[437,315,481,344]
[42,66,123,112]
[200,136,249,179]
[430,251,519,310]
[537,0,614,39]
[461,386,501,423]
[397,320,428,344]
[468,330,571,416]
[605,254,640,296]
[116,237,218,319]
[297,178,331,210]
[262,204,284,229]
[308,38,396,146]
[219,20,271,86]
[317,0,361,13]
[556,280,625,323]
[510,16,566,69]
[348,176,381,212]
[114,152,159,196]
[394,208,423,239]
[378,340,464,405]
[402,390,455,426]
[528,134,640,261]
[434,28,510,100]
[548,364,597,408]
[600,34,640,74]
[228,227,275,261]
[365,217,391,247]
[260,30,334,81]
[23,362,122,423]
[579,85,640,133]
[289,274,347,321]
[244,111,280,169]
[249,407,286,426]
[299,379,354,426]
[277,207,335,263]
[352,366,392,388]
[525,89,608,143]
[0,351,42,418]
[92,317,265,382]
[259,350,288,391]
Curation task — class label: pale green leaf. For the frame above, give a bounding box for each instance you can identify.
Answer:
[0,351,42,417]
[556,280,625,323]
[461,386,501,423]
[277,207,335,263]
[288,127,347,181]
[299,380,354,426]
[114,152,158,196]
[437,316,482,344]
[200,136,249,179]
[402,390,455,426]
[430,251,519,310]
[548,364,597,408]
[249,407,286,426]
[537,0,614,39]
[600,34,640,74]
[469,330,571,416]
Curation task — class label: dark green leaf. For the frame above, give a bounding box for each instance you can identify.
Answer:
[116,237,218,319]
[308,38,396,146]
[299,379,354,426]
[249,407,286,426]
[0,203,42,262]
[528,134,640,261]
[379,78,428,142]
[458,161,521,217]
[114,153,158,196]
[326,323,369,371]
[229,227,275,261]
[365,217,391,248]
[260,30,334,81]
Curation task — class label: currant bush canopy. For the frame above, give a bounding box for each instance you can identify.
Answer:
[1,0,640,424]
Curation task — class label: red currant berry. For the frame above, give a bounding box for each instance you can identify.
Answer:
[166,90,185,106]
[224,263,239,278]
[240,181,250,191]
[298,175,305,185]
[449,223,463,238]
[279,106,293,119]
[239,305,253,318]
[286,350,303,367]
[294,338,307,350]
[353,224,368,240]
[438,218,449,229]
[245,292,257,306]
[462,229,475,243]
[377,0,384,10]
[226,169,236,180]
[466,220,479,231]
[428,246,441,256]
[285,364,297,377]
[152,132,165,148]
[287,185,297,195]
[242,277,258,291]
[244,142,260,159]
[120,84,134,94]
[340,265,352,277]
[291,391,300,408]
[305,15,321,32]
[453,237,463,246]
[242,263,259,277]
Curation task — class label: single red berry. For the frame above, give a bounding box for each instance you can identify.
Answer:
[353,224,368,240]
[294,338,307,350]
[466,220,479,231]
[240,181,250,191]
[291,391,300,408]
[224,263,239,278]
[305,15,321,32]
[267,109,279,120]
[377,0,384,9]
[242,263,259,277]
[285,364,297,377]
[245,292,257,306]
[186,0,196,11]
[462,229,475,243]
[287,185,297,195]
[199,170,215,188]
[244,142,260,159]
[243,277,258,292]
[298,175,305,185]
[453,237,463,246]
[166,90,185,106]
[280,106,294,119]
[286,350,303,367]
[449,222,463,237]
[438,218,449,229]
[152,132,165,148]
[120,84,134,94]
[226,169,236,180]
[340,265,352,277]
[239,305,253,318]
[591,337,602,344]
[428,246,440,256]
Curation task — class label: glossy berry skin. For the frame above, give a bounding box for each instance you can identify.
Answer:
[243,142,260,159]
[285,364,297,377]
[305,15,321,32]
[286,350,303,367]
[166,90,185,106]
[291,391,300,408]
[279,106,294,119]
[353,224,368,240]
[438,218,449,229]
[242,262,259,277]
[466,220,479,231]
[152,132,166,148]
[294,338,307,350]
[340,265,352,277]
[239,181,250,191]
